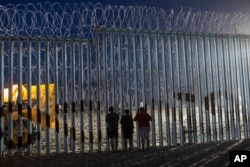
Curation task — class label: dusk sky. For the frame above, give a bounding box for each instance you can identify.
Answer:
[1,0,250,13]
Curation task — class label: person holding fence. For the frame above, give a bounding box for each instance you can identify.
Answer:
[120,108,134,151]
[134,107,152,151]
[106,106,119,152]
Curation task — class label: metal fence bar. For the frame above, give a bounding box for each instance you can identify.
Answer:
[169,33,177,145]
[155,33,163,147]
[17,40,23,155]
[103,31,110,151]
[96,33,102,152]
[87,40,93,153]
[206,35,216,142]
[183,34,193,143]
[245,37,250,137]
[79,42,85,153]
[227,36,236,140]
[70,42,76,153]
[0,40,4,157]
[45,41,51,154]
[62,41,68,153]
[8,39,14,157]
[161,34,170,145]
[221,36,230,141]
[192,34,203,143]
[232,36,241,140]
[132,32,140,148]
[146,33,156,147]
[239,36,248,139]
[118,32,124,149]
[54,40,60,153]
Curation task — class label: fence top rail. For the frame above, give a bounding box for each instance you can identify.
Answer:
[0,36,90,43]
[96,27,250,38]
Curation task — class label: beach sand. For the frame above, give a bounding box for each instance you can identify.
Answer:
[1,139,250,167]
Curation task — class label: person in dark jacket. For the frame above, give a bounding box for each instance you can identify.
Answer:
[106,106,119,152]
[120,108,134,151]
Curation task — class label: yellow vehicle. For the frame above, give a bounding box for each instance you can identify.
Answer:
[2,84,56,148]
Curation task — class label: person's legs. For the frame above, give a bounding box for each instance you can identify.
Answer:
[124,138,128,151]
[111,137,114,152]
[146,137,150,150]
[129,137,133,150]
[146,127,150,150]
[114,130,118,151]
[109,131,115,152]
[141,137,145,151]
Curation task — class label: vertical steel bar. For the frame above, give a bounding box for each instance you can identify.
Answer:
[36,40,42,155]
[18,39,23,155]
[188,34,197,143]
[87,40,93,153]
[70,42,76,152]
[205,35,212,142]
[132,32,140,148]
[27,39,33,155]
[45,41,51,154]
[227,36,236,140]
[221,36,230,141]
[53,40,60,153]
[79,42,85,152]
[103,31,110,151]
[175,33,183,145]
[238,36,248,138]
[209,35,218,142]
[233,36,241,140]
[110,32,115,108]
[207,35,216,142]
[215,36,223,141]
[200,35,210,142]
[166,34,173,145]
[169,33,177,145]
[245,37,250,138]
[216,35,227,141]
[146,33,156,147]
[179,33,186,144]
[161,33,170,145]
[184,34,193,143]
[125,33,132,115]
[96,33,102,152]
[8,39,13,157]
[154,33,163,147]
[192,34,203,143]
[140,32,146,105]
[63,41,68,153]
[118,31,124,149]
[0,40,4,156]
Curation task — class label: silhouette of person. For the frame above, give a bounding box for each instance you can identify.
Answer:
[106,106,119,152]
[120,108,134,151]
[134,107,152,151]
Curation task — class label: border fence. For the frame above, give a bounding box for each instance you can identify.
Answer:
[0,2,250,157]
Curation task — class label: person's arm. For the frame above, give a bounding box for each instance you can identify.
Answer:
[133,114,137,121]
[149,114,152,121]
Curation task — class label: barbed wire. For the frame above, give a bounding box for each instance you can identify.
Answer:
[1,2,250,38]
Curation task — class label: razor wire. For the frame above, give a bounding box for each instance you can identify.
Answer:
[1,2,250,38]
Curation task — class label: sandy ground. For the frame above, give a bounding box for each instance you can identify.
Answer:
[1,139,250,167]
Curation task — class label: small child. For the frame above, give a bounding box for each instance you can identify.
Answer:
[120,108,134,151]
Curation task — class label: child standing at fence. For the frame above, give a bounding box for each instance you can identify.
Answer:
[120,108,134,151]
[106,106,119,152]
[134,107,152,151]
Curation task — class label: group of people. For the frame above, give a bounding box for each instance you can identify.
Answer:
[106,106,152,152]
